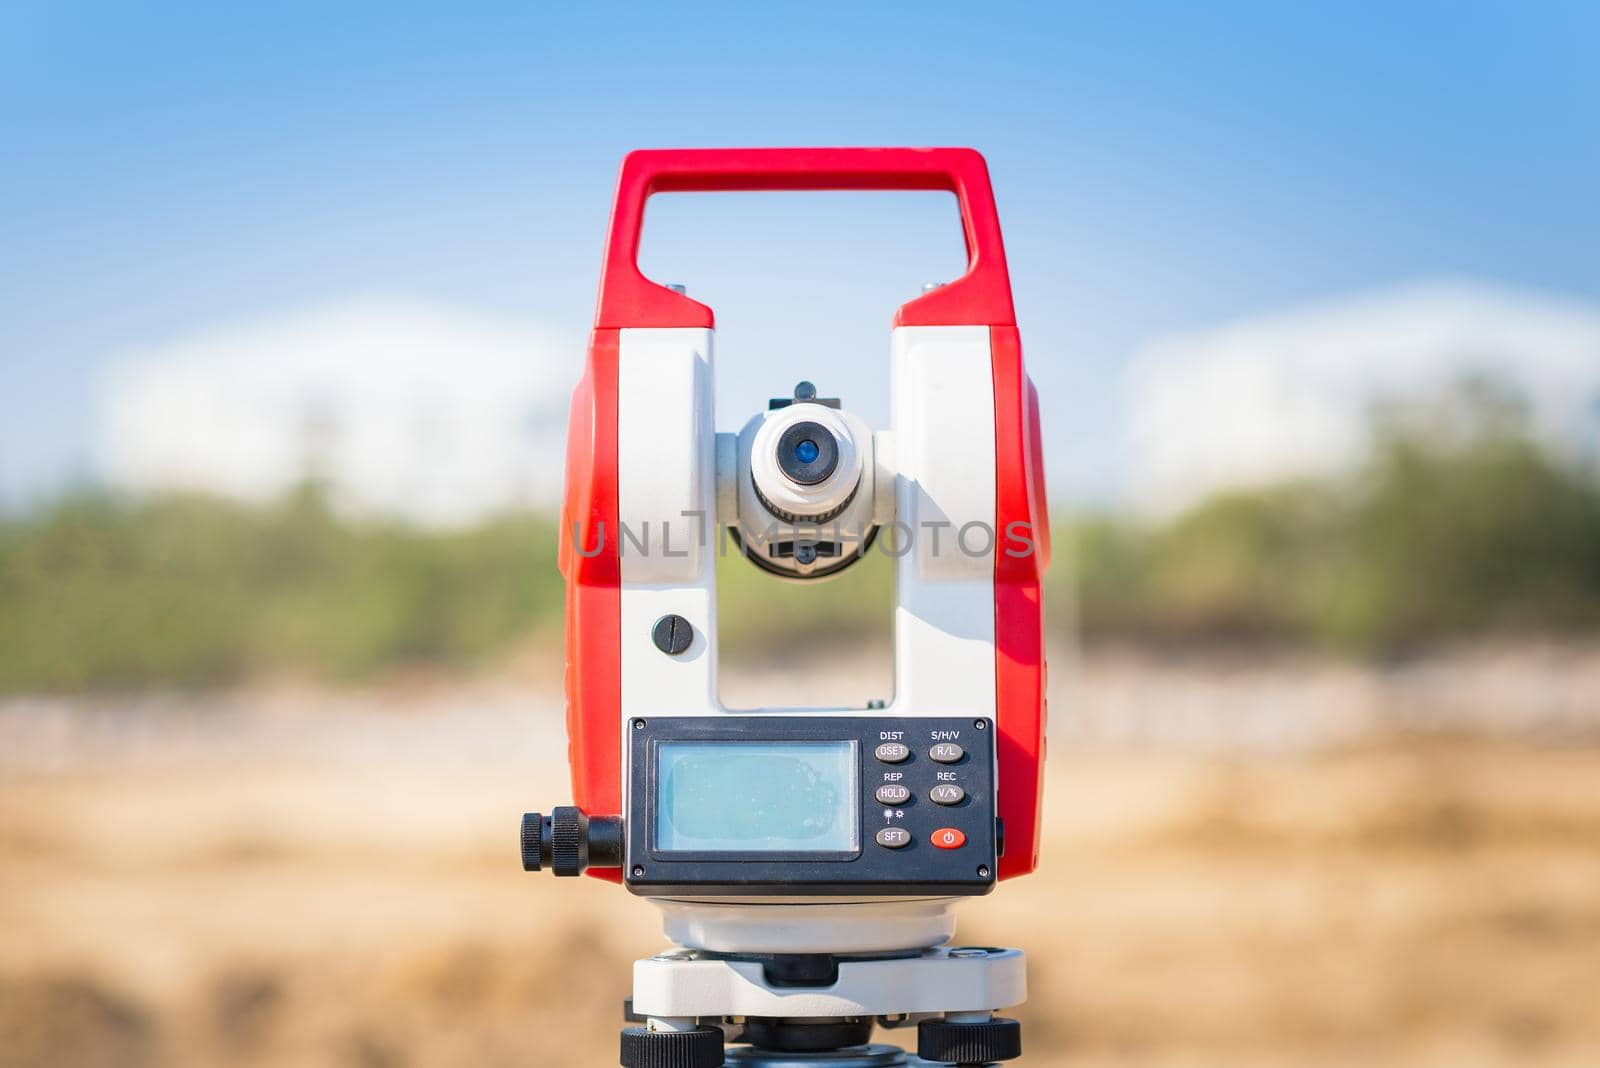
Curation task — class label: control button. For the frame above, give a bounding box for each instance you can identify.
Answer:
[875,784,912,805]
[875,742,910,764]
[929,743,965,763]
[875,827,912,849]
[930,784,966,805]
[931,827,966,849]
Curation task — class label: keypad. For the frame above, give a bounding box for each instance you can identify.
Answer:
[864,721,989,867]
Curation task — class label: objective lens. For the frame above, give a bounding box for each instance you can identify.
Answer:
[774,420,839,486]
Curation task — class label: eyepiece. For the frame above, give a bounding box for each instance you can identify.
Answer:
[736,390,876,580]
[775,420,838,486]
[748,405,860,524]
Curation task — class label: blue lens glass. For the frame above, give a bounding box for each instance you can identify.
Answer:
[795,439,820,464]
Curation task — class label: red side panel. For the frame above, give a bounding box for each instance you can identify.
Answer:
[991,325,1048,880]
[559,328,623,882]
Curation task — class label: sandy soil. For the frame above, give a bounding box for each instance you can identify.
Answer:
[3,645,1599,1068]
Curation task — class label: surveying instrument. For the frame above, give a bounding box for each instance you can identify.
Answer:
[522,147,1049,1068]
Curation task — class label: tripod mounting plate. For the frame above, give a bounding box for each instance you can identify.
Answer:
[633,947,1024,1018]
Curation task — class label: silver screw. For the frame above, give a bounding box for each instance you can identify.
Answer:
[652,949,695,961]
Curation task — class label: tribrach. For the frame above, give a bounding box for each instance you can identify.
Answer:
[522,147,1049,1068]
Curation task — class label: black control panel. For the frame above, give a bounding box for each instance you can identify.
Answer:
[624,715,997,897]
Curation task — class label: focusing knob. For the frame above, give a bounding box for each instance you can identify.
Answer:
[917,1016,1022,1064]
[550,805,587,876]
[619,1026,724,1068]
[520,812,544,871]
[520,808,624,875]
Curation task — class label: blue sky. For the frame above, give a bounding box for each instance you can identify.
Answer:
[3,2,1598,507]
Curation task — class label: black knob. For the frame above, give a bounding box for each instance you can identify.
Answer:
[550,805,587,876]
[652,614,693,656]
[520,811,545,871]
[917,1016,1022,1064]
[521,808,624,876]
[620,1025,724,1068]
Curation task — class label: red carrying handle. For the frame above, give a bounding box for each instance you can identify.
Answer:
[594,147,1016,330]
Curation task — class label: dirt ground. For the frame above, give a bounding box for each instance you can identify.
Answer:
[3,644,1599,1068]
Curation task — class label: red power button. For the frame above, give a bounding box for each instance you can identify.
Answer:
[931,827,966,849]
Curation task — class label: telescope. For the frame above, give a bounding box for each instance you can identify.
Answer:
[523,147,1049,1068]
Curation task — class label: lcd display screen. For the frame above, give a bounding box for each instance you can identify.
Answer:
[656,741,858,852]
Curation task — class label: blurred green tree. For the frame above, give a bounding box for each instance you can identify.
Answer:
[2,378,1596,692]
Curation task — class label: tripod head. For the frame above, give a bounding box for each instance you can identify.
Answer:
[522,147,1049,1066]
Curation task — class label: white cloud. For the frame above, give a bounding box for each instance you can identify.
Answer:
[97,281,1600,526]
[98,297,581,526]
[1123,279,1600,514]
